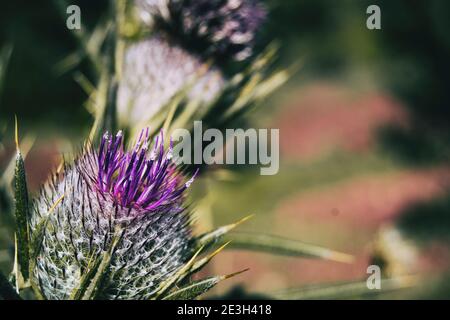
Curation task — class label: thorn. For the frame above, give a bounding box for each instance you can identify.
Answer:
[48,194,65,214]
[210,241,231,258]
[189,242,232,276]
[56,158,64,174]
[325,251,355,264]
[222,268,250,280]
[233,214,255,228]
[199,241,231,264]
[190,245,204,262]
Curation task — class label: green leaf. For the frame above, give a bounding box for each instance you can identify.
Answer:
[0,271,21,300]
[163,277,221,300]
[1,134,35,188]
[270,276,419,300]
[163,269,248,300]
[0,133,35,220]
[13,119,31,286]
[224,232,354,263]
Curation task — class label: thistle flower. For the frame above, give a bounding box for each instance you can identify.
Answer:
[117,35,225,127]
[31,129,197,300]
[135,0,267,61]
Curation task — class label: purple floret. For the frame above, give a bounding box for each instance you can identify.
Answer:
[96,128,197,212]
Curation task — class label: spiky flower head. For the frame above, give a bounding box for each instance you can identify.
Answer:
[117,35,225,127]
[135,0,267,61]
[31,129,197,300]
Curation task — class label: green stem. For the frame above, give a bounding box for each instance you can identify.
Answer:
[99,0,122,137]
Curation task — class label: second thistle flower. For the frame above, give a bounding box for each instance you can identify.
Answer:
[136,0,267,61]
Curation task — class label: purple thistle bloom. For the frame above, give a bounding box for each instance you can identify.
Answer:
[30,129,197,299]
[96,129,193,212]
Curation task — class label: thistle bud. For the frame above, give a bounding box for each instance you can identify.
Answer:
[135,0,267,61]
[31,129,197,299]
[117,35,224,127]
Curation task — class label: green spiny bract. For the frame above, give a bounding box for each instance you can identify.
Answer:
[117,34,224,128]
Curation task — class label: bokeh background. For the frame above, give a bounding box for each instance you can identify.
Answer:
[1,0,450,298]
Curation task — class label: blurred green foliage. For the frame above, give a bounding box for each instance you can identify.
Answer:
[0,0,108,131]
